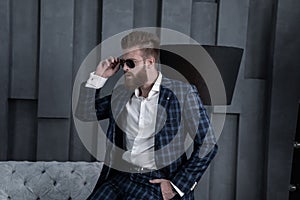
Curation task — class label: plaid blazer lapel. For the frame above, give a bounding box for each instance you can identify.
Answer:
[111,86,134,120]
[155,77,173,136]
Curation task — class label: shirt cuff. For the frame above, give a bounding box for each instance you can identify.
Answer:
[170,182,184,197]
[85,72,107,89]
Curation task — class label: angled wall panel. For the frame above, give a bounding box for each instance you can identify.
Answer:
[195,164,210,199]
[38,0,74,118]
[72,0,101,78]
[244,0,274,79]
[218,1,267,200]
[70,0,101,161]
[266,0,300,199]
[102,0,134,40]
[191,1,217,45]
[160,0,193,43]
[37,119,70,161]
[10,0,39,99]
[218,0,249,47]
[161,0,193,36]
[8,100,37,161]
[209,114,239,200]
[0,0,10,161]
[133,0,158,27]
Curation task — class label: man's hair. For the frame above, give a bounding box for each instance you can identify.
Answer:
[121,31,160,60]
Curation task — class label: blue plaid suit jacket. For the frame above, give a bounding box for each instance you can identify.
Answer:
[76,76,218,199]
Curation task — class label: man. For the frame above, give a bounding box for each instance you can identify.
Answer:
[76,31,218,200]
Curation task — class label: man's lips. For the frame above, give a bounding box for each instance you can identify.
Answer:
[124,73,133,78]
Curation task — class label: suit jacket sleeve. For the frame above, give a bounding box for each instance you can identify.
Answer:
[170,85,218,194]
[75,82,111,121]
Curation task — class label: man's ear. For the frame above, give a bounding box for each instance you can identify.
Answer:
[146,56,156,68]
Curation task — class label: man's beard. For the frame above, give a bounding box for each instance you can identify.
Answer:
[124,67,147,90]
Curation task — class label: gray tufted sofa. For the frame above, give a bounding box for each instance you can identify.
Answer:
[0,161,103,200]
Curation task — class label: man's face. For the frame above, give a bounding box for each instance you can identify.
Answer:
[122,49,148,90]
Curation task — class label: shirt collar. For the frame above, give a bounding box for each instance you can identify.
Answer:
[134,72,162,98]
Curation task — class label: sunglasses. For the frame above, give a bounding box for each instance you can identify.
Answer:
[119,59,143,69]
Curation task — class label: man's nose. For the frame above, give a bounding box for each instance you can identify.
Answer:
[122,63,130,72]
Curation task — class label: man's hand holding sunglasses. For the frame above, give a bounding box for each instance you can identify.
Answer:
[95,56,121,78]
[95,56,137,79]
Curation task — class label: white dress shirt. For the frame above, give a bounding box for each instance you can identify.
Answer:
[119,72,161,169]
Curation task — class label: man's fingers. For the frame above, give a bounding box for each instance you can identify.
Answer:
[108,56,117,65]
[150,179,176,200]
[112,63,120,72]
[95,56,121,77]
[100,57,117,69]
[149,179,164,184]
[101,59,109,68]
[109,56,115,63]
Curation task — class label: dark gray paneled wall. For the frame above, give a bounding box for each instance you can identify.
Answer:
[38,0,74,118]
[209,114,239,199]
[10,0,38,99]
[244,0,274,79]
[8,100,37,161]
[36,0,74,161]
[102,0,134,40]
[218,0,268,199]
[191,1,217,45]
[0,0,298,200]
[70,0,101,161]
[0,0,10,161]
[133,0,159,27]
[161,0,192,36]
[266,0,300,199]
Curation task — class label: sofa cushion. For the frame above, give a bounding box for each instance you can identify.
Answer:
[0,161,102,200]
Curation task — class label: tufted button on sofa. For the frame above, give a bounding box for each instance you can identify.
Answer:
[0,161,103,200]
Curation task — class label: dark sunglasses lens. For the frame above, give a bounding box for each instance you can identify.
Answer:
[125,59,135,68]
